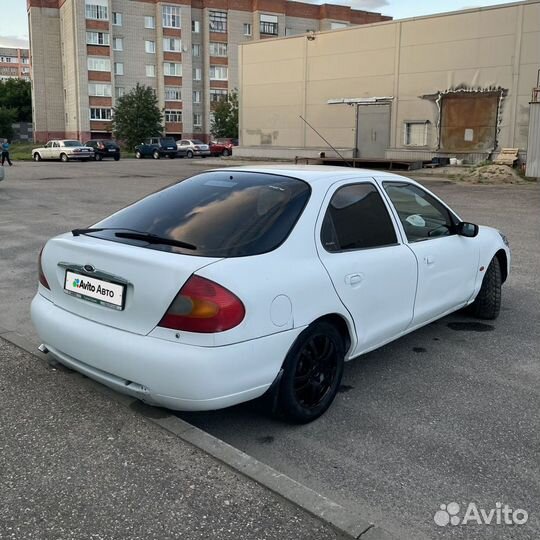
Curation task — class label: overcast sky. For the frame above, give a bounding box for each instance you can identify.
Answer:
[0,0,516,48]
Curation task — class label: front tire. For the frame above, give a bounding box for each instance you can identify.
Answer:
[222,149,230,157]
[135,151,142,159]
[153,150,160,160]
[33,153,41,162]
[60,153,68,163]
[468,257,502,320]
[276,321,344,423]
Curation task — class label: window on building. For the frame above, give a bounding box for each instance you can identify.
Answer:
[114,62,124,75]
[88,82,112,97]
[144,16,155,29]
[165,87,182,101]
[404,121,428,146]
[192,44,201,57]
[90,107,113,121]
[87,57,111,71]
[163,38,181,52]
[145,40,156,53]
[113,37,123,51]
[165,109,182,123]
[164,62,182,76]
[85,3,108,20]
[86,31,110,46]
[112,12,122,26]
[145,65,156,77]
[192,20,200,33]
[193,113,202,126]
[243,23,252,36]
[209,11,227,33]
[162,5,181,28]
[210,88,227,103]
[209,42,227,57]
[321,184,397,252]
[22,57,29,64]
[115,87,125,98]
[260,14,278,35]
[209,65,228,80]
[193,90,201,103]
[193,68,202,81]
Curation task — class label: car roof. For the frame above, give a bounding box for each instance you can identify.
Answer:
[208,165,412,186]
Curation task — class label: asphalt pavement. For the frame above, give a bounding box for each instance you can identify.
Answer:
[0,335,353,540]
[0,160,538,539]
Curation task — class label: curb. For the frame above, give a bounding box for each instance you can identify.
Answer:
[0,327,397,540]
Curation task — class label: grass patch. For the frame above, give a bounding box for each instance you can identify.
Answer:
[6,142,36,161]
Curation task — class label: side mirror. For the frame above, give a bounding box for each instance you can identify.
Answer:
[457,222,479,238]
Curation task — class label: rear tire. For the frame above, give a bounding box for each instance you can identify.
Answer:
[186,150,193,159]
[275,321,344,423]
[60,153,68,163]
[114,155,120,161]
[468,257,502,320]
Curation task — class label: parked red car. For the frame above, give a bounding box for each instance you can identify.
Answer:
[209,138,238,157]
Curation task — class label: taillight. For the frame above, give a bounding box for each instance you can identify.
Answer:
[38,247,50,290]
[158,276,245,333]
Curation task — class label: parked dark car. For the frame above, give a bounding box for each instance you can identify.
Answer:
[85,139,121,161]
[135,137,179,159]
[209,138,238,157]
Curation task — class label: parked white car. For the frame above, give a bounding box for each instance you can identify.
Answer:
[32,166,510,422]
[32,140,94,162]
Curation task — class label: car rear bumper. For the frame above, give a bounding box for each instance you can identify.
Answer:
[193,150,211,156]
[31,294,301,411]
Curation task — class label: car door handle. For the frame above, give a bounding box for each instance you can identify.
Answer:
[424,255,435,265]
[345,273,363,286]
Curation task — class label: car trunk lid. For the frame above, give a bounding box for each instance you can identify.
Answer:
[41,234,221,335]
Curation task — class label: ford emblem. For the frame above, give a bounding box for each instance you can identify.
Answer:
[83,264,96,273]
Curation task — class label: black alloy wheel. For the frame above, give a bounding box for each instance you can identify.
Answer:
[276,321,344,423]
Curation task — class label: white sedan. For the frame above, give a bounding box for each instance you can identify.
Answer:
[31,166,510,423]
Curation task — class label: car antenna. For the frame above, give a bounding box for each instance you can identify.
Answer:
[299,115,352,167]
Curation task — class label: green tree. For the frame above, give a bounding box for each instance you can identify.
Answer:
[211,90,238,139]
[0,79,32,122]
[0,108,17,141]
[112,83,163,150]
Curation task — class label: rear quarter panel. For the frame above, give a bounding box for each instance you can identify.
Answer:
[153,180,356,350]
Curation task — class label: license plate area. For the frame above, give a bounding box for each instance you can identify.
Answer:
[64,269,126,310]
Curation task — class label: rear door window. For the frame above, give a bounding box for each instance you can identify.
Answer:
[321,183,398,252]
[91,171,311,257]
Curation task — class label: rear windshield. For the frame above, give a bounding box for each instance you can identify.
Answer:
[192,140,205,145]
[91,171,311,257]
[160,138,176,145]
[64,140,82,147]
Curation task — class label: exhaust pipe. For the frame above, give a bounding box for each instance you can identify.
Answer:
[38,344,49,354]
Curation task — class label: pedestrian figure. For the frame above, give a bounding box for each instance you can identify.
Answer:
[1,140,13,166]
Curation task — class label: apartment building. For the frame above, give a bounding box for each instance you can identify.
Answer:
[0,47,31,82]
[28,0,390,142]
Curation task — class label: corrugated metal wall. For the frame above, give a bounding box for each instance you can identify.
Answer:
[526,103,540,177]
